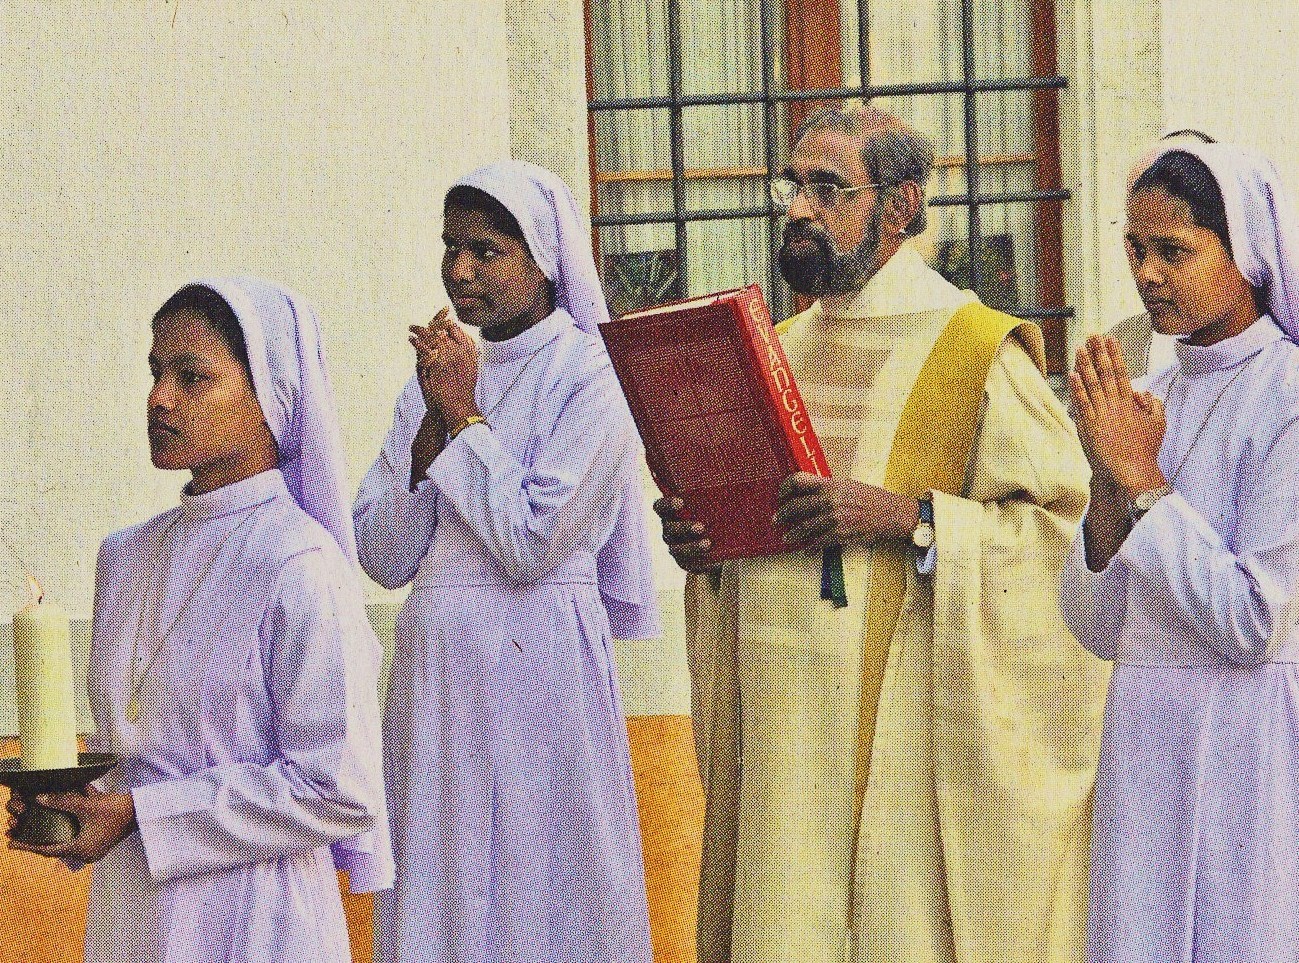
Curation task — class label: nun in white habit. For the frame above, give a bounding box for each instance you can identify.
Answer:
[8,277,393,963]
[355,161,660,963]
[1063,144,1299,961]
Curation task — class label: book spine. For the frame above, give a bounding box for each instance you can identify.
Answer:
[735,286,831,478]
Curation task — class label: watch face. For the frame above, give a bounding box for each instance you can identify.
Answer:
[1133,486,1168,512]
[913,524,935,550]
[1131,485,1173,515]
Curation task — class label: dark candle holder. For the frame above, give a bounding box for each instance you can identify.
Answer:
[0,753,118,846]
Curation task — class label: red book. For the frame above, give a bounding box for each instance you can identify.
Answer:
[600,284,830,562]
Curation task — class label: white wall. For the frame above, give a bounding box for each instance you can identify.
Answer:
[0,2,511,617]
[1162,2,1299,185]
[1059,3,1164,346]
[507,0,593,214]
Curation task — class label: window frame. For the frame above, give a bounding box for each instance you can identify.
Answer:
[585,0,1071,373]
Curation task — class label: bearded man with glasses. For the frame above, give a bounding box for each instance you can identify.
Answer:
[655,105,1107,963]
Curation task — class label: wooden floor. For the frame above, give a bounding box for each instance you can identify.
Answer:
[0,716,705,962]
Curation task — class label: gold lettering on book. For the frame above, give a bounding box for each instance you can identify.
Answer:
[801,434,825,474]
[743,289,825,476]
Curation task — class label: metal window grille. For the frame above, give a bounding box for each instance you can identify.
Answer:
[588,0,1072,364]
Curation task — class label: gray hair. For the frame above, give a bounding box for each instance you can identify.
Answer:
[793,106,936,236]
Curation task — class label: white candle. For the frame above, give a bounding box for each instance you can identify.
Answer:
[12,583,78,770]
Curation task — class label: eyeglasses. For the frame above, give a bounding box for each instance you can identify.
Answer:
[769,177,885,212]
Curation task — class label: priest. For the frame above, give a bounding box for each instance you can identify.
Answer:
[656,106,1109,963]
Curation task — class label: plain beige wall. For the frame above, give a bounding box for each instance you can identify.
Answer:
[1162,1,1299,184]
[0,3,511,617]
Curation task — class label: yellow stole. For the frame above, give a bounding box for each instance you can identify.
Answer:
[848,301,1045,830]
[780,299,1046,834]
[774,298,1044,852]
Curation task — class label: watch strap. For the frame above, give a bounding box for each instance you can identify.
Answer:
[1130,483,1174,518]
[449,414,488,441]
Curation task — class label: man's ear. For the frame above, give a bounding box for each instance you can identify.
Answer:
[884,181,923,235]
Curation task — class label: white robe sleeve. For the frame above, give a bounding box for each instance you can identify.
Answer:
[131,548,383,884]
[1059,521,1130,662]
[353,378,439,589]
[1110,419,1299,666]
[428,371,634,585]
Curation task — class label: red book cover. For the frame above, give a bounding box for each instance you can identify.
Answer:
[600,284,830,562]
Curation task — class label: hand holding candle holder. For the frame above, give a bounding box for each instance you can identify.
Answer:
[0,753,118,846]
[3,575,117,846]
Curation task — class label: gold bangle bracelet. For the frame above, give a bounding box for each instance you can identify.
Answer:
[449,415,488,440]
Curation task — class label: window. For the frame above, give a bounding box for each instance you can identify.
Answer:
[586,0,1070,372]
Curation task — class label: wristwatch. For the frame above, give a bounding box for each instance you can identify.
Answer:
[912,497,935,551]
[1130,484,1174,519]
[449,414,488,441]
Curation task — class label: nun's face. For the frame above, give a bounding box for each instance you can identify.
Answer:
[147,307,276,494]
[441,207,552,340]
[1125,186,1259,346]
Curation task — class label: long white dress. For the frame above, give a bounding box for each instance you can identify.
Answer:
[357,309,654,963]
[85,469,389,963]
[1062,316,1299,963]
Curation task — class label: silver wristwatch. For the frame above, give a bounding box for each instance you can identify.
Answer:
[1130,484,1174,519]
[912,497,935,551]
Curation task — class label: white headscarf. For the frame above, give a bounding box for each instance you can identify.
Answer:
[452,160,608,337]
[446,162,662,640]
[1136,142,1299,341]
[1125,129,1218,191]
[190,276,359,567]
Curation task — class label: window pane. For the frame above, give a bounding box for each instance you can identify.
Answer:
[976,88,1036,160]
[685,218,773,302]
[594,107,672,176]
[970,0,1036,81]
[940,203,1035,312]
[598,222,678,316]
[682,176,767,215]
[596,179,676,221]
[841,0,961,88]
[682,103,766,176]
[589,0,669,100]
[679,0,768,97]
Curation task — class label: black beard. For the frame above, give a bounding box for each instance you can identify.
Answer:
[776,212,884,298]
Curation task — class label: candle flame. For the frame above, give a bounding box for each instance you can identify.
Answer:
[26,575,43,605]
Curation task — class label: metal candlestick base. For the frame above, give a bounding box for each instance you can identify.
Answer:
[0,753,118,846]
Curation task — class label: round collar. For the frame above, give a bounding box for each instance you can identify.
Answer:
[179,469,284,522]
[1173,315,1284,376]
[480,309,569,364]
